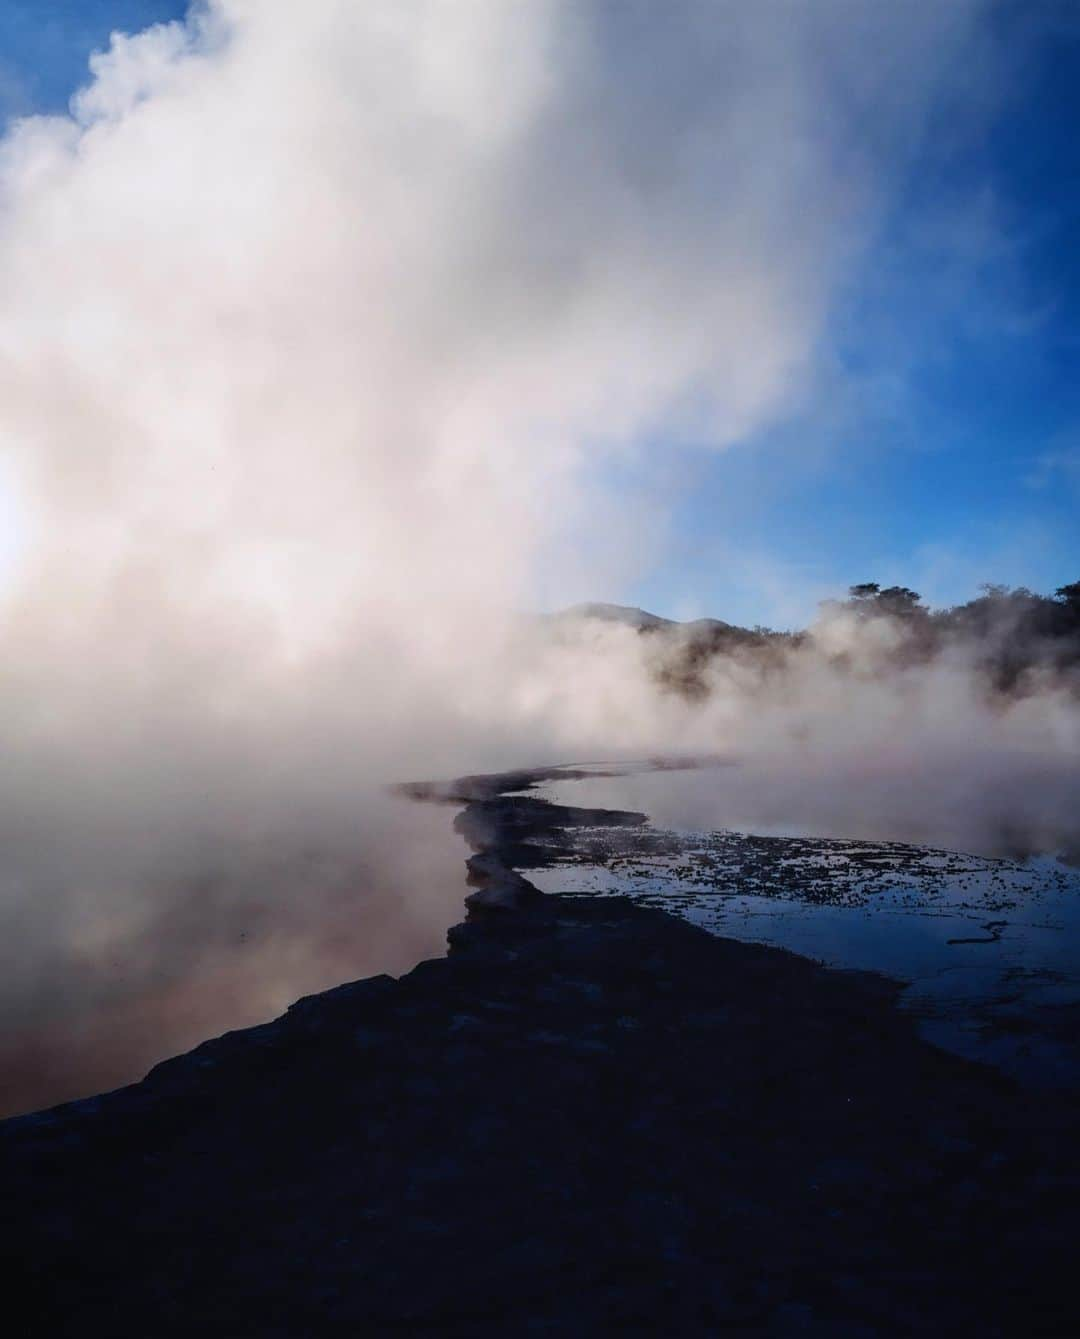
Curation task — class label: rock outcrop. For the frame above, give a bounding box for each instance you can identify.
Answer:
[1,776,1077,1335]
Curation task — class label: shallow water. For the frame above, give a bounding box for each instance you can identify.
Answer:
[523,763,1080,1085]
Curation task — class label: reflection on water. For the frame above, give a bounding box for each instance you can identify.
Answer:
[0,792,469,1118]
[525,763,1080,1086]
[9,751,1077,1116]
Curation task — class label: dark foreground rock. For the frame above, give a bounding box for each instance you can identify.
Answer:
[2,883,1078,1337]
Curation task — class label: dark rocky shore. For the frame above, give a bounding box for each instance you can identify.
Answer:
[2,770,1077,1336]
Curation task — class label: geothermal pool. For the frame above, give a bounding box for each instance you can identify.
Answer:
[0,789,469,1118]
[9,752,1078,1118]
[514,762,1080,1086]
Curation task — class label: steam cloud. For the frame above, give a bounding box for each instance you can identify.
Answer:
[4,0,1070,1115]
[533,591,1080,860]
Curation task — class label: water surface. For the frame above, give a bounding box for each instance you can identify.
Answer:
[521,762,1080,1085]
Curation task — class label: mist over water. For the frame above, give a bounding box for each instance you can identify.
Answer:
[0,791,469,1116]
[523,593,1080,862]
[1,1,1077,1114]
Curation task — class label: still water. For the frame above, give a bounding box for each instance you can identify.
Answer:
[521,762,1080,1086]
[0,790,468,1118]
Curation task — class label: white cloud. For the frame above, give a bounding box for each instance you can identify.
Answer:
[0,0,1029,1110]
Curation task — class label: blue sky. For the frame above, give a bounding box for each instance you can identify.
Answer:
[0,1,182,116]
[2,2,1077,629]
[627,5,1080,626]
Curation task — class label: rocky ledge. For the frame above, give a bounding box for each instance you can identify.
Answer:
[1,772,1077,1336]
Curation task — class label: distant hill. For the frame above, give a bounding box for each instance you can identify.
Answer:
[549,602,676,631]
[554,602,754,640]
[545,582,1080,702]
[542,602,790,699]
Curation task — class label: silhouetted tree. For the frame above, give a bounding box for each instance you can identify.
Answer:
[648,578,1080,704]
[879,586,920,603]
[1054,581,1080,634]
[845,583,924,618]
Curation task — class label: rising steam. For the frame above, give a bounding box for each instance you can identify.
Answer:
[5,0,1069,1115]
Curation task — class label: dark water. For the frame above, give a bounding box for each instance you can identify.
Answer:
[521,763,1080,1086]
[8,753,1076,1116]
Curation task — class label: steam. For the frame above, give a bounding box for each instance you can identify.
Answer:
[523,593,1080,860]
[1,0,1056,1114]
